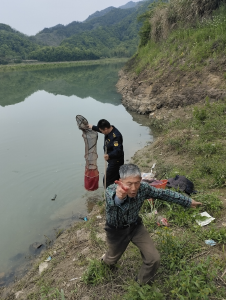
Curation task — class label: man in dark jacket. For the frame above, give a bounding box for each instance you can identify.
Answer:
[88,119,124,188]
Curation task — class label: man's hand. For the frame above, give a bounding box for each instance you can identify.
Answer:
[104,154,109,161]
[116,182,128,200]
[190,199,202,208]
[88,124,92,129]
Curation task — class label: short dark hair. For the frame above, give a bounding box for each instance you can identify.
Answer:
[97,119,110,130]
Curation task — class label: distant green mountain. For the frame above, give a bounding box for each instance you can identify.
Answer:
[29,0,154,62]
[34,6,138,46]
[85,6,115,22]
[0,23,38,63]
[0,0,153,64]
[0,24,14,32]
[119,1,140,9]
[85,1,140,22]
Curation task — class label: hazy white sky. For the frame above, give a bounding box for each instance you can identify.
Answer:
[1,0,141,36]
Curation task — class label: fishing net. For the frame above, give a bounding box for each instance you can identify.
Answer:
[76,115,99,191]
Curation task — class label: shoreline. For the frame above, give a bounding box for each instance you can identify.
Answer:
[0,58,128,73]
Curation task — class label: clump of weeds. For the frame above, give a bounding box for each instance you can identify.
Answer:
[165,257,224,300]
[82,259,113,285]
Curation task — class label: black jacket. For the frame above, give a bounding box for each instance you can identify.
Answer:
[92,125,124,162]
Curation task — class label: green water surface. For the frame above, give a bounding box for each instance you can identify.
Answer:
[0,62,152,285]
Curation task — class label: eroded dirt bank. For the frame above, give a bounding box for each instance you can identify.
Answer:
[116,57,226,117]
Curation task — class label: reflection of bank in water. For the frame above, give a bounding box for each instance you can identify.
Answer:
[0,62,125,107]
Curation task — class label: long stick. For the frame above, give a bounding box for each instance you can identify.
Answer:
[104,144,107,200]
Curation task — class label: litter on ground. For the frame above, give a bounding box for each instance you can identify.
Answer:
[196,212,215,226]
[44,256,52,262]
[156,216,170,227]
[39,262,48,274]
[69,277,81,282]
[142,172,155,180]
[205,240,216,246]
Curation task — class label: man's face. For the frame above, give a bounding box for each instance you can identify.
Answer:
[99,127,109,135]
[120,176,141,198]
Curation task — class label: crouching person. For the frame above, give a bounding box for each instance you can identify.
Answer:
[103,164,202,285]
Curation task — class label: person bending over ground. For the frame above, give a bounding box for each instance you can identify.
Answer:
[88,119,124,188]
[103,164,202,285]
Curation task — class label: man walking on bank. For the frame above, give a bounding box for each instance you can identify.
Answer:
[103,164,202,285]
[88,119,124,188]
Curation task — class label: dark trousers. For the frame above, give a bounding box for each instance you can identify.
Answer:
[103,223,160,284]
[105,160,124,188]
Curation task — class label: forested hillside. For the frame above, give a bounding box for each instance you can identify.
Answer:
[0,0,154,64]
[119,1,139,9]
[34,7,135,46]
[29,0,154,62]
[0,24,38,64]
[85,0,139,22]
[34,2,149,46]
[85,6,115,22]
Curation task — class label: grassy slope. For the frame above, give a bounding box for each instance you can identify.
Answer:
[119,3,226,299]
[2,101,226,299]
[127,101,226,299]
[133,5,226,75]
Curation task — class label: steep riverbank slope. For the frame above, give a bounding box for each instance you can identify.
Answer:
[117,57,226,116]
[117,1,226,117]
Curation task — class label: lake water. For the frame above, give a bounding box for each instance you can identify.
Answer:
[0,62,152,285]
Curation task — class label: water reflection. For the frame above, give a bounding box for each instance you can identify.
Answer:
[0,62,152,287]
[0,62,124,107]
